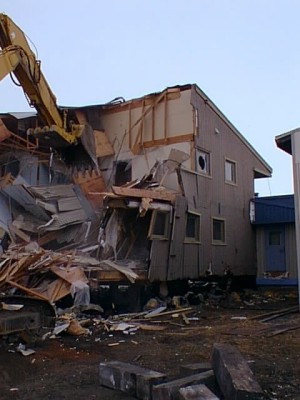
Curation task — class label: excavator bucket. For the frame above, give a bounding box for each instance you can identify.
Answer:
[29,124,84,148]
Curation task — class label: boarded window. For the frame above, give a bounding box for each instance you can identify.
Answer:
[185,212,201,242]
[114,160,132,186]
[149,211,170,239]
[196,149,211,175]
[212,218,226,244]
[225,159,237,184]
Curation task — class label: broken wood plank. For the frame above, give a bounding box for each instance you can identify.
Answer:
[112,186,176,203]
[144,307,193,319]
[6,280,50,301]
[249,306,299,321]
[152,370,215,400]
[266,324,300,337]
[9,224,31,243]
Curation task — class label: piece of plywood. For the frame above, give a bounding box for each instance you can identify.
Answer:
[94,130,114,157]
[50,265,88,284]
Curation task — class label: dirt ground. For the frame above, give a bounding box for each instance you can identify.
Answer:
[0,287,299,400]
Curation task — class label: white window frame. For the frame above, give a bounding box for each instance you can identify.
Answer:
[196,148,211,176]
[225,158,237,185]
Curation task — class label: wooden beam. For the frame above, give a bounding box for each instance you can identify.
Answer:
[131,90,168,154]
[6,280,50,301]
[112,186,176,203]
[142,133,194,149]
[9,224,31,243]
[102,89,181,115]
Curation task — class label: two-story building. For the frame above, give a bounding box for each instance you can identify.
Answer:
[73,84,272,285]
[0,84,272,294]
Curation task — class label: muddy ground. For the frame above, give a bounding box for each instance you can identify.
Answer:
[0,287,299,400]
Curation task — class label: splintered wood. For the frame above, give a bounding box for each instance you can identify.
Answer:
[0,251,87,303]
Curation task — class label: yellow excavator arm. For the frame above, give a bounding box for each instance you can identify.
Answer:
[0,14,83,146]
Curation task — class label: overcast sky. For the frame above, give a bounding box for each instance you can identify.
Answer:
[1,1,299,196]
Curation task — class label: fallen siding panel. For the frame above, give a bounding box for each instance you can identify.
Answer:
[58,197,82,212]
[29,184,75,199]
[3,185,49,221]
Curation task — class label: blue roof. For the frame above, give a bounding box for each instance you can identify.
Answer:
[252,195,295,224]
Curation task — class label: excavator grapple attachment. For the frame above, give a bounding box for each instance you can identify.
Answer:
[29,124,84,147]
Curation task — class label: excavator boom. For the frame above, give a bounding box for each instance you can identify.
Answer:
[0,14,83,147]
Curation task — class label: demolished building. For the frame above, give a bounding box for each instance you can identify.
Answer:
[0,84,272,306]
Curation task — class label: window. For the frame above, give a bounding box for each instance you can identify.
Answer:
[149,211,170,239]
[225,159,237,184]
[114,160,132,186]
[185,212,201,243]
[196,149,211,175]
[212,218,226,244]
[269,231,281,246]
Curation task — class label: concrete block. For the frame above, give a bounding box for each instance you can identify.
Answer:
[152,370,215,400]
[212,343,265,400]
[99,360,165,399]
[99,360,136,395]
[178,384,220,399]
[180,363,212,377]
[136,369,166,400]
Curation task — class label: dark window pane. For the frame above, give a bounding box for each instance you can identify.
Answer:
[115,161,132,186]
[213,219,225,242]
[153,212,167,236]
[186,214,196,238]
[269,232,281,246]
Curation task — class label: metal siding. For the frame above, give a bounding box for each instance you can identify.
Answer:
[148,240,169,281]
[167,196,187,280]
[256,228,265,278]
[253,195,295,224]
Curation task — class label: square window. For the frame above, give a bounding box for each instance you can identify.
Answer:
[225,159,237,184]
[149,211,170,239]
[185,212,201,242]
[212,218,226,244]
[196,149,211,175]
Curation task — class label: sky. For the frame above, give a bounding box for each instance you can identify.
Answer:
[1,0,299,196]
